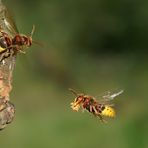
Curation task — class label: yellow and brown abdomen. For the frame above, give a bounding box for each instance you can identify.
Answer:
[101,105,116,117]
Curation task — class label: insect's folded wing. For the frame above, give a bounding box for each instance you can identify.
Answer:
[0,1,18,37]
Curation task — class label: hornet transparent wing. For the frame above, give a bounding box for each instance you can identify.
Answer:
[95,89,124,104]
[102,90,124,100]
[0,0,18,37]
[0,1,19,70]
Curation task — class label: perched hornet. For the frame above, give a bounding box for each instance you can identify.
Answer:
[0,1,32,130]
[0,25,35,62]
[69,88,123,122]
[0,1,35,62]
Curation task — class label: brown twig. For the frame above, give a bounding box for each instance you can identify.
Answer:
[0,56,15,130]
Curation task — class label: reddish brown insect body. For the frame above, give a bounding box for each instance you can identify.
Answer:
[69,89,123,122]
[82,96,104,114]
[0,32,12,48]
[12,34,32,47]
[0,25,35,62]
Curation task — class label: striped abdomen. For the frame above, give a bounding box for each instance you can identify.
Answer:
[99,105,116,117]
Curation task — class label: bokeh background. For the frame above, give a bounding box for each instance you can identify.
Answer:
[1,0,148,148]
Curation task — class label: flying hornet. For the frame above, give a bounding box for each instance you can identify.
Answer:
[0,0,35,63]
[69,88,124,123]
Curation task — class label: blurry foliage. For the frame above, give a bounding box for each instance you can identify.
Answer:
[6,0,148,55]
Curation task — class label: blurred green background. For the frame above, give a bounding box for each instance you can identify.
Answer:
[1,0,148,148]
